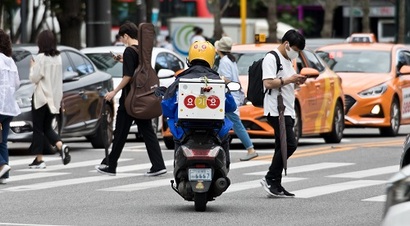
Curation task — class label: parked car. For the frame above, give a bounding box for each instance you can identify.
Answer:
[9,45,114,149]
[316,38,410,136]
[162,43,345,149]
[81,46,187,138]
[382,164,410,226]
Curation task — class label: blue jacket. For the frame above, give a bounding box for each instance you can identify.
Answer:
[162,65,236,140]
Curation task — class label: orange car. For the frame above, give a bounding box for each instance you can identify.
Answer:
[162,43,345,149]
[316,41,410,136]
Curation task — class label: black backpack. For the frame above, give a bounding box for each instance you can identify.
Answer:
[247,51,282,107]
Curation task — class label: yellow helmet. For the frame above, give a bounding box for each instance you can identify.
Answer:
[188,41,216,68]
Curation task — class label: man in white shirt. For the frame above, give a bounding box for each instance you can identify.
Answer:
[260,30,307,198]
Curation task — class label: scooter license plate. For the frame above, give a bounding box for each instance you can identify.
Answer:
[188,168,212,181]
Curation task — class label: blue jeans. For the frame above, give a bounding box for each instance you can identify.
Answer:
[226,110,253,150]
[0,115,12,179]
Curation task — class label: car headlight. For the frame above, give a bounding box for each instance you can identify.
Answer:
[358,83,387,97]
[15,96,32,108]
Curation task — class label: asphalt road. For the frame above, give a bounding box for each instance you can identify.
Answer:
[1,126,409,226]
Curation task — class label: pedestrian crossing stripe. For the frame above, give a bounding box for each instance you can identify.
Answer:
[362,195,386,202]
[1,159,393,201]
[294,180,386,198]
[244,162,355,176]
[327,165,399,178]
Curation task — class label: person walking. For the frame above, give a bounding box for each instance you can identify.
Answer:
[96,22,167,177]
[215,36,258,161]
[0,29,21,184]
[260,30,307,197]
[29,30,71,169]
[190,26,206,44]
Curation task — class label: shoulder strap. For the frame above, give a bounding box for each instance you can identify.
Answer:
[268,51,283,74]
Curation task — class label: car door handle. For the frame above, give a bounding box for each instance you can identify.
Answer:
[96,86,102,90]
[78,91,85,95]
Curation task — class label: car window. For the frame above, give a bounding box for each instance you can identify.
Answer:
[65,51,95,75]
[235,52,265,75]
[154,52,185,73]
[85,53,122,78]
[12,49,32,81]
[317,50,391,73]
[165,52,185,72]
[302,50,325,72]
[397,50,410,71]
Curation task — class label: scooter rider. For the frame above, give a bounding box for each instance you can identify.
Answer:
[161,40,237,169]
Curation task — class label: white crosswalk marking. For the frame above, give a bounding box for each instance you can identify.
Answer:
[99,178,173,192]
[3,173,141,192]
[244,162,354,176]
[7,172,69,182]
[362,195,386,202]
[17,158,134,172]
[327,165,399,178]
[294,180,386,198]
[226,177,306,193]
[1,156,392,202]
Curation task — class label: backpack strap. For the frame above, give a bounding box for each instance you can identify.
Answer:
[265,50,283,94]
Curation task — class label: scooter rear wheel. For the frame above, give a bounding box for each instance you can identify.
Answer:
[194,192,207,212]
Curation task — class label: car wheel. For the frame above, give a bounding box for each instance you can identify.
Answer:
[89,104,114,148]
[322,101,344,143]
[164,136,175,150]
[380,98,400,137]
[293,103,301,144]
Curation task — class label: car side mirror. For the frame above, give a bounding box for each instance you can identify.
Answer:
[300,67,320,78]
[157,69,175,79]
[399,65,410,75]
[226,82,241,92]
[63,71,79,82]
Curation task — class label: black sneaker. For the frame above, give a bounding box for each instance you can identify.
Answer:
[144,169,167,177]
[29,158,46,169]
[260,177,288,198]
[279,184,295,197]
[96,165,116,176]
[59,144,71,165]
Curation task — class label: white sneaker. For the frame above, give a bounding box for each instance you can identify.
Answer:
[0,164,10,178]
[28,160,46,169]
[0,178,7,184]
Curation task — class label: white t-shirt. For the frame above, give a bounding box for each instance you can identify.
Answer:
[262,49,296,118]
[191,35,206,44]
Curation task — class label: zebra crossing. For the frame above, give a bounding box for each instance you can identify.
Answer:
[1,155,395,202]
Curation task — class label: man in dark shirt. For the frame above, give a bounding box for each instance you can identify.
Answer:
[96,22,167,177]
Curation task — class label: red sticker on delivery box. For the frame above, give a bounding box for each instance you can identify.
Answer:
[184,95,196,109]
[207,95,220,109]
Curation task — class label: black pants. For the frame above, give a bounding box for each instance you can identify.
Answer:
[31,104,61,155]
[102,106,166,172]
[265,116,297,183]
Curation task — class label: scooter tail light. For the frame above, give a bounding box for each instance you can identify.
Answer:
[181,145,194,157]
[208,146,220,157]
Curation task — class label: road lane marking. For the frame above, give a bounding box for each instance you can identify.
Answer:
[327,165,399,178]
[245,162,354,176]
[294,180,386,198]
[114,160,174,173]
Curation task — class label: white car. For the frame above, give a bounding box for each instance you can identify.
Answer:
[81,46,187,139]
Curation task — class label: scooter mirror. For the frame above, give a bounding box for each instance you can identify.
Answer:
[226,82,241,92]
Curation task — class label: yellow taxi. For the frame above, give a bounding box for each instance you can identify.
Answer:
[162,43,345,149]
[316,38,410,136]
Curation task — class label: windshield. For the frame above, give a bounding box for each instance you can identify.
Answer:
[316,50,391,73]
[85,53,122,78]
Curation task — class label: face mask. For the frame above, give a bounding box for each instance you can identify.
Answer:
[285,43,299,60]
